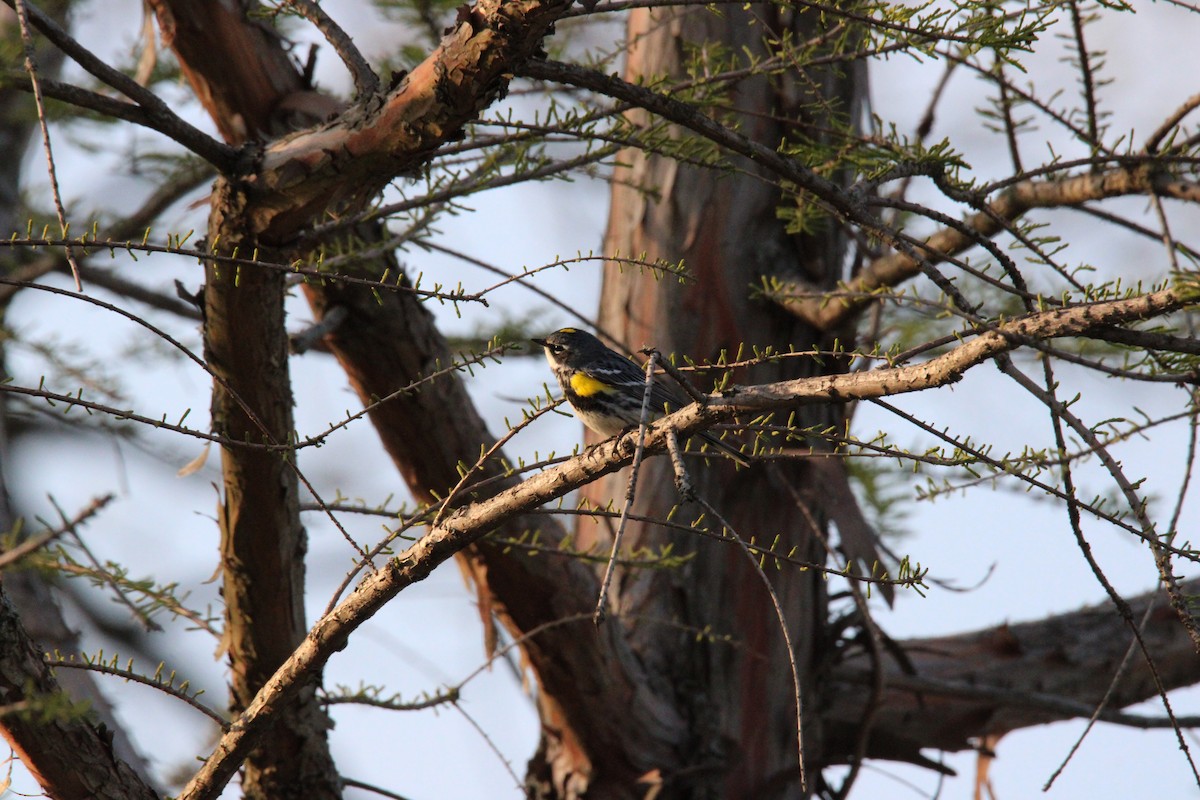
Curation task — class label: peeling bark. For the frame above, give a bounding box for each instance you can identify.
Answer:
[202,214,339,799]
[144,4,345,790]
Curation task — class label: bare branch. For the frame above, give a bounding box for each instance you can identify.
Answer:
[593,351,658,626]
[11,0,79,288]
[47,657,226,729]
[826,577,1200,761]
[281,0,379,97]
[0,0,237,169]
[0,494,113,570]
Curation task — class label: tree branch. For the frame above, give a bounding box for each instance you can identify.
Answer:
[825,577,1200,764]
[0,0,237,170]
[518,60,1200,336]
[705,284,1195,414]
[176,280,1197,800]
[768,167,1200,330]
[0,73,236,169]
[224,0,577,243]
[149,0,344,143]
[281,0,379,97]
[518,57,859,220]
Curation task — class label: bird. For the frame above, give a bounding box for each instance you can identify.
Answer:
[532,327,750,467]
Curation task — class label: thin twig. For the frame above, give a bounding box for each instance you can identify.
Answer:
[992,51,1023,174]
[643,347,706,405]
[0,0,237,170]
[321,400,566,617]
[594,351,658,626]
[311,143,621,240]
[1146,92,1200,153]
[322,690,456,712]
[771,465,880,799]
[0,158,213,308]
[834,552,884,798]
[315,499,926,589]
[1003,358,1200,649]
[0,73,236,169]
[1067,0,1100,150]
[13,0,80,290]
[0,494,114,570]
[48,495,161,632]
[339,777,416,800]
[282,0,379,96]
[0,237,480,304]
[453,702,522,790]
[421,240,610,340]
[1043,595,1159,789]
[0,274,368,568]
[663,430,692,498]
[1032,351,1140,789]
[999,355,1200,787]
[428,395,563,530]
[47,657,225,728]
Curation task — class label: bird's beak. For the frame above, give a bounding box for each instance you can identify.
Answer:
[530,337,549,348]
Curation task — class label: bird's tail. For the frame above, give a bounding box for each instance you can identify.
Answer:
[695,430,751,468]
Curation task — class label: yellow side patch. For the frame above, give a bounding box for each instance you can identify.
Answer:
[570,371,608,398]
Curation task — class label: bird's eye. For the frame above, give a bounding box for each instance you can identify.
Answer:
[551,344,565,354]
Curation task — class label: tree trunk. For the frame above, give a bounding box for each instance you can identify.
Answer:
[202,209,340,800]
[146,3,343,796]
[549,5,864,797]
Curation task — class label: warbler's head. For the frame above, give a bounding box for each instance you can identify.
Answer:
[531,327,610,371]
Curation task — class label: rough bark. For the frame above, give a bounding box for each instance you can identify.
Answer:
[541,5,861,798]
[153,0,575,244]
[0,582,159,800]
[146,3,341,796]
[203,188,340,800]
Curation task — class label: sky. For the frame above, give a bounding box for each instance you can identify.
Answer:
[4,1,1200,798]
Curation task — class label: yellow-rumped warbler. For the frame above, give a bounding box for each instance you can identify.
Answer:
[532,327,749,467]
